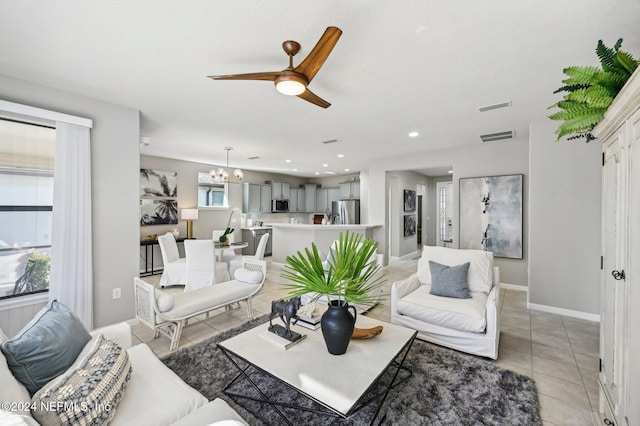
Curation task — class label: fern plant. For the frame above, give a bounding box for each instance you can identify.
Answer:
[549,39,638,141]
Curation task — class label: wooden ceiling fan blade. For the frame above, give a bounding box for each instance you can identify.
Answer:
[294,26,342,83]
[297,88,331,108]
[208,71,282,81]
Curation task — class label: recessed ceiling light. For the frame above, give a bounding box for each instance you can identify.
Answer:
[448,170,453,174]
[292,168,298,172]
[322,164,329,167]
[337,154,344,158]
[409,131,419,138]
[325,171,336,175]
[344,168,350,172]
[285,159,292,163]
[315,172,320,175]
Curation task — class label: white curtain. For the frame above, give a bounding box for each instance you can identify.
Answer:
[49,122,93,329]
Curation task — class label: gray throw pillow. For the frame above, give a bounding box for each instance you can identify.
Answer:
[428,261,471,299]
[1,300,91,396]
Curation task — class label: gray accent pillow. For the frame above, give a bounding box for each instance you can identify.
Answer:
[1,300,91,396]
[428,261,471,299]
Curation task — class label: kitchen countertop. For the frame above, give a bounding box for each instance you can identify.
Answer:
[268,223,382,229]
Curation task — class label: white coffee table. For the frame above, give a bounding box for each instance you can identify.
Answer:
[218,315,417,424]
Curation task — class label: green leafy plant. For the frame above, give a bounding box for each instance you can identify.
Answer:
[549,38,639,141]
[281,231,385,306]
[28,252,51,290]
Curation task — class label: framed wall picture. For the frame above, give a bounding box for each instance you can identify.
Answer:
[404,189,416,212]
[140,199,179,226]
[404,215,416,237]
[459,174,523,259]
[140,169,178,198]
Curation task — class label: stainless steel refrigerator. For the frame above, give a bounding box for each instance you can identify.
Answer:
[331,200,360,224]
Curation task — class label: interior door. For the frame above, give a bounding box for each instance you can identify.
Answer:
[436,181,453,247]
[601,128,626,415]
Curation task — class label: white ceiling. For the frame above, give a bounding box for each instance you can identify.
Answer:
[1,1,639,177]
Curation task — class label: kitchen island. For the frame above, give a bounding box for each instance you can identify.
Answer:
[270,223,383,264]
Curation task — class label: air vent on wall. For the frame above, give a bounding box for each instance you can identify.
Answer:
[478,101,512,112]
[248,156,260,160]
[321,139,339,144]
[480,130,515,143]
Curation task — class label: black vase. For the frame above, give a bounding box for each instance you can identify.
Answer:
[321,300,357,355]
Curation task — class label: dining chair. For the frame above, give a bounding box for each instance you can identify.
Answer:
[229,232,269,277]
[184,239,230,292]
[157,232,188,287]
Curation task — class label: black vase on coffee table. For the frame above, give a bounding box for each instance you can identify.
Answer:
[321,300,357,355]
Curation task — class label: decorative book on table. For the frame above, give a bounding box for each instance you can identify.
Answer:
[259,330,306,349]
[295,318,321,331]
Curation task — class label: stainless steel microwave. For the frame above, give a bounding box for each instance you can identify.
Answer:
[272,199,289,213]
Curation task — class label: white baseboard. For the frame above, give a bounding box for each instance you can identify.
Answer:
[389,256,400,262]
[528,302,600,322]
[500,283,527,292]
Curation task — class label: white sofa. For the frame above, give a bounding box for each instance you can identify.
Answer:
[391,246,501,359]
[0,322,248,426]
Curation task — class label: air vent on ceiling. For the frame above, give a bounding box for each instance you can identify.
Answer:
[480,130,515,143]
[248,156,260,160]
[478,101,512,112]
[321,139,339,144]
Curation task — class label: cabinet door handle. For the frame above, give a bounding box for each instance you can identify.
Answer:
[611,270,625,280]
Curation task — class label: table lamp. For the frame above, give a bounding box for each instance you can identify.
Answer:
[181,208,199,239]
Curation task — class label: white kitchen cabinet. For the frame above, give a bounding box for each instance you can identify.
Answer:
[592,68,640,426]
[304,184,317,212]
[339,181,360,199]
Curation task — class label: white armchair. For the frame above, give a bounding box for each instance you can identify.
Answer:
[157,232,187,287]
[184,239,230,292]
[391,245,501,359]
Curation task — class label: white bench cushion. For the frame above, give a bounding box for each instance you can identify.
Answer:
[417,246,494,294]
[161,280,258,321]
[110,344,207,426]
[396,285,488,333]
[171,398,249,426]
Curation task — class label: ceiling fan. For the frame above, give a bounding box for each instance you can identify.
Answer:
[208,26,342,108]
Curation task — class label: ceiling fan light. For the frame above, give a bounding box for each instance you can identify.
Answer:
[275,73,307,96]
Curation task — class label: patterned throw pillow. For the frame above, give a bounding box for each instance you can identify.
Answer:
[428,261,471,299]
[31,335,132,426]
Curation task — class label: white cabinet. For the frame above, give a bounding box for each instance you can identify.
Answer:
[339,181,360,199]
[242,183,272,213]
[271,181,290,200]
[304,184,317,212]
[593,69,640,426]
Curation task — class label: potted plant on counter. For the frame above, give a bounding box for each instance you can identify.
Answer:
[281,231,384,355]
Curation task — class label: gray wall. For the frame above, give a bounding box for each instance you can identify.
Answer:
[368,137,529,286]
[0,73,140,328]
[528,121,601,315]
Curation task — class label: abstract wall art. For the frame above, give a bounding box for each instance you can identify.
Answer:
[404,215,416,237]
[404,189,416,212]
[459,174,523,259]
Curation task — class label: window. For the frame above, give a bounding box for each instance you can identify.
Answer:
[197,172,228,208]
[0,119,55,299]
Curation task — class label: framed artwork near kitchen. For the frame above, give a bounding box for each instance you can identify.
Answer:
[404,189,416,212]
[404,215,416,237]
[459,174,523,259]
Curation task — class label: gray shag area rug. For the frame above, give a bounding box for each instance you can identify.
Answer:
[162,314,541,425]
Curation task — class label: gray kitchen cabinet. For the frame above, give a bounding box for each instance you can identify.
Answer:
[316,188,328,213]
[304,184,317,212]
[327,188,340,210]
[297,187,306,212]
[339,181,360,199]
[271,181,290,199]
[289,188,298,212]
[242,183,272,213]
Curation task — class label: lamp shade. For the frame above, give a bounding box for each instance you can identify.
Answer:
[181,208,199,221]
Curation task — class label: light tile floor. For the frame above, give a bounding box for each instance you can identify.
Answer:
[133,255,600,426]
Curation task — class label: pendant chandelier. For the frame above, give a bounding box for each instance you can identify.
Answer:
[211,146,244,183]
